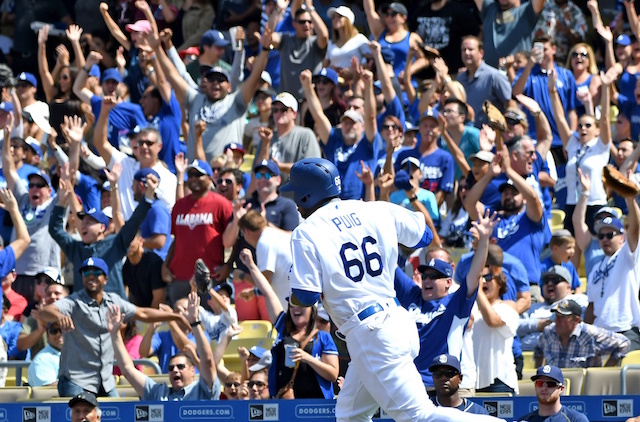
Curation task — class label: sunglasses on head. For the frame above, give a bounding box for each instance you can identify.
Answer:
[168,363,187,371]
[81,269,104,278]
[255,172,274,180]
[598,231,619,240]
[535,379,561,389]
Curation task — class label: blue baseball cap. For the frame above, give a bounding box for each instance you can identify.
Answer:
[214,282,233,297]
[617,34,632,46]
[224,142,245,155]
[18,72,37,88]
[313,68,338,85]
[24,137,43,159]
[418,258,453,278]
[428,353,461,373]
[531,365,564,385]
[133,168,160,183]
[253,159,280,176]
[78,257,109,277]
[201,29,230,47]
[420,108,439,122]
[101,68,122,84]
[594,216,625,234]
[78,207,110,227]
[249,345,266,358]
[187,159,213,177]
[28,171,51,187]
[88,64,101,78]
[0,101,13,113]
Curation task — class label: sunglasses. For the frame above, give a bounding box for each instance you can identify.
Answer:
[578,122,593,129]
[59,74,71,80]
[535,379,561,389]
[421,272,445,280]
[271,106,290,114]
[255,172,274,180]
[81,269,104,278]
[187,172,204,179]
[296,19,312,24]
[482,273,494,281]
[137,139,156,147]
[48,327,62,335]
[432,370,459,378]
[217,178,234,185]
[168,363,187,371]
[598,231,619,240]
[571,51,588,59]
[382,124,400,131]
[543,277,564,285]
[206,75,228,84]
[29,183,47,189]
[506,118,521,126]
[386,11,399,17]
[248,381,266,388]
[225,382,241,388]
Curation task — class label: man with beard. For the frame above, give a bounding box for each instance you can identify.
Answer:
[429,354,489,414]
[517,365,588,422]
[464,145,547,301]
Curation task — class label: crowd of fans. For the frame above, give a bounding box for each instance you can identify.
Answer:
[0,0,638,417]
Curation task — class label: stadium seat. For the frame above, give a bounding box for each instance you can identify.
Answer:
[116,386,141,398]
[30,386,61,401]
[560,368,585,395]
[583,367,620,395]
[621,365,640,394]
[240,154,255,173]
[622,350,640,366]
[449,247,468,266]
[522,351,536,371]
[236,320,275,340]
[0,386,31,401]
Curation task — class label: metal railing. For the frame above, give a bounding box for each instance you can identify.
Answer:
[0,359,162,386]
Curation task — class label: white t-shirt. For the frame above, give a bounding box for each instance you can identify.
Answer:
[243,117,270,152]
[109,149,177,220]
[587,241,640,332]
[256,226,293,311]
[325,34,371,69]
[472,301,519,391]
[289,199,426,328]
[564,135,609,205]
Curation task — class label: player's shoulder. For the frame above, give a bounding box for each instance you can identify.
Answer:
[560,406,589,422]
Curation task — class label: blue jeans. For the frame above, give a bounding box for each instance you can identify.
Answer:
[58,377,118,398]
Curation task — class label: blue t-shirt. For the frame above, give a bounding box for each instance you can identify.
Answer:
[519,64,577,148]
[540,256,581,291]
[439,126,481,181]
[397,147,454,194]
[152,330,210,373]
[90,95,147,149]
[75,172,101,213]
[322,129,383,200]
[140,200,172,260]
[377,95,406,130]
[493,211,548,284]
[146,92,182,173]
[0,320,24,359]
[394,267,476,388]
[532,151,552,219]
[617,94,640,141]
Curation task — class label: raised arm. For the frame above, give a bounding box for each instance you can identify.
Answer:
[439,114,470,177]
[600,66,620,146]
[100,2,131,51]
[370,41,395,106]
[108,305,147,398]
[103,162,125,232]
[241,28,271,105]
[547,68,572,148]
[512,48,536,97]
[517,94,551,159]
[185,292,216,389]
[73,51,103,104]
[502,144,543,222]
[466,211,499,298]
[151,33,191,104]
[37,26,57,103]
[66,24,85,70]
[93,96,116,165]
[361,69,378,142]
[300,69,332,143]
[626,177,640,252]
[238,248,284,324]
[463,153,502,220]
[532,0,546,15]
[1,188,30,259]
[363,0,385,39]
[1,115,19,191]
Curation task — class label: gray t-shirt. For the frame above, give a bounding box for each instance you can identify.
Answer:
[144,375,221,400]
[278,33,326,99]
[266,125,322,171]
[56,290,137,394]
[185,89,248,162]
[481,0,540,68]
[12,183,60,275]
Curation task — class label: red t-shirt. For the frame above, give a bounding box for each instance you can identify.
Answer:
[170,191,233,280]
[5,289,27,320]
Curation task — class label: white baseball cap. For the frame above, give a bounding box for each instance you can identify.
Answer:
[328,6,355,24]
[273,92,298,112]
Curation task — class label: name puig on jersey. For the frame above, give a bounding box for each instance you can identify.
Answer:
[175,213,214,230]
[331,213,361,232]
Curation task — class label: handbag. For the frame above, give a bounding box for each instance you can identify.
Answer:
[275,327,319,399]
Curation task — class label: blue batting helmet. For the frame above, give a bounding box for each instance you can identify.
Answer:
[280,158,341,209]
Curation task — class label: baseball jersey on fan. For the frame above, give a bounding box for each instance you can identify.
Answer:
[289,200,428,328]
[394,267,476,387]
[169,191,233,280]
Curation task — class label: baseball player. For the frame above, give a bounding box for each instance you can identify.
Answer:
[282,158,501,422]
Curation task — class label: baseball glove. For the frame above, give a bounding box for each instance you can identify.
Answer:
[603,164,639,198]
[483,101,506,132]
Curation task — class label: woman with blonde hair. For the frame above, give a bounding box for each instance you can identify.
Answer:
[324,6,370,71]
[565,43,601,116]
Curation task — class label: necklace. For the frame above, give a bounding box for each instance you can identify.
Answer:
[592,249,621,297]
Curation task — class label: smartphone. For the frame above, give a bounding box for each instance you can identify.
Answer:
[534,42,544,63]
[284,344,296,368]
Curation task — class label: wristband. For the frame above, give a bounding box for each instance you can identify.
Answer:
[190,320,201,327]
[82,66,91,73]
[580,191,590,198]
[110,183,118,192]
[408,195,418,202]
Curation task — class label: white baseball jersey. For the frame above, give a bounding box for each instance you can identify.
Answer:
[289,199,426,328]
